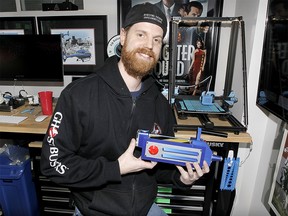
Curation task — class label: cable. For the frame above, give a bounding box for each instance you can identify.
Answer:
[177,75,212,88]
[152,74,213,97]
[239,142,253,167]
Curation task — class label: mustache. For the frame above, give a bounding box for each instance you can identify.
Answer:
[135,47,155,59]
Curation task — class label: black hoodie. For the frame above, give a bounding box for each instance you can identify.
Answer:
[40,56,188,216]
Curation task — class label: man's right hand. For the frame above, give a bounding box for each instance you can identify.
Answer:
[118,138,157,175]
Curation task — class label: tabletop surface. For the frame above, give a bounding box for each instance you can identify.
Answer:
[0,104,51,134]
[0,103,252,144]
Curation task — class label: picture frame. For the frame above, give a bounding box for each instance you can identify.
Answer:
[117,0,223,92]
[269,129,288,216]
[37,16,108,75]
[0,17,36,35]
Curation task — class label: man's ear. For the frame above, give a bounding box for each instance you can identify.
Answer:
[120,28,127,46]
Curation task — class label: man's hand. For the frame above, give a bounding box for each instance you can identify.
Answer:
[118,138,157,175]
[176,161,210,185]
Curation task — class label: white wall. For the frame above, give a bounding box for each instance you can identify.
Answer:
[224,0,288,215]
[1,0,287,215]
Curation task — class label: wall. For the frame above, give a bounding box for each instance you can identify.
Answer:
[0,0,286,215]
[225,0,288,215]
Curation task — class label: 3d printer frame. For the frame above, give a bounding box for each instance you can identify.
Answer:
[168,16,248,133]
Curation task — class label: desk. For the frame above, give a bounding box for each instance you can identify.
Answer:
[0,105,50,134]
[0,104,252,143]
[0,105,252,216]
[175,114,252,143]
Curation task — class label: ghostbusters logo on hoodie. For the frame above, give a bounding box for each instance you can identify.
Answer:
[46,112,69,174]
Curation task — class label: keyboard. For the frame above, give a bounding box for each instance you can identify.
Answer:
[0,115,28,124]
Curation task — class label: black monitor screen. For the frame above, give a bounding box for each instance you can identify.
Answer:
[256,16,288,123]
[0,34,64,83]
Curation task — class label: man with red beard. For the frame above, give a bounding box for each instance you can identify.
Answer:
[40,3,209,216]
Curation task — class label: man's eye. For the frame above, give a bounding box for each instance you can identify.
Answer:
[154,38,162,44]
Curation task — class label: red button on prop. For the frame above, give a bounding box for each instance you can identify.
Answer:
[148,145,159,155]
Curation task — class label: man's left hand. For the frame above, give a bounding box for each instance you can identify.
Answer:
[176,161,210,185]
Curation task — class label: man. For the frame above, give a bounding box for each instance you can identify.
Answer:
[192,22,210,44]
[40,3,209,216]
[155,0,182,43]
[154,0,182,18]
[182,0,203,18]
[177,1,204,44]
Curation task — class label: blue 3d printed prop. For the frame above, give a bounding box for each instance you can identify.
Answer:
[220,151,240,191]
[136,128,222,167]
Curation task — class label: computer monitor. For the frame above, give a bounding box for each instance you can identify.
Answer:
[0,34,64,85]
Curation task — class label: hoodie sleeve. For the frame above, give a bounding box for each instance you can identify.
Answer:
[40,87,121,189]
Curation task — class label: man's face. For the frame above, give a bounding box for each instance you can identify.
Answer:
[183,6,202,26]
[200,26,209,33]
[186,6,202,17]
[120,22,163,78]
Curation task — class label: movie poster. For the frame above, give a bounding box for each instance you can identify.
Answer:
[154,19,212,96]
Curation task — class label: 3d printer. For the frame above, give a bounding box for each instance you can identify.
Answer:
[167,16,249,133]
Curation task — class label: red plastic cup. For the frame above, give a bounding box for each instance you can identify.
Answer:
[38,91,53,115]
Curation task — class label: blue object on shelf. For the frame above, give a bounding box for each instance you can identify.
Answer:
[0,153,39,216]
[220,157,240,191]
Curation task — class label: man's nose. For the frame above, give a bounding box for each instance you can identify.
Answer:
[144,37,153,49]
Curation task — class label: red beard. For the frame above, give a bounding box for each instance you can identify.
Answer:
[121,44,158,78]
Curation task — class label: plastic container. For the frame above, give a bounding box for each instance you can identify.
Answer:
[0,154,39,216]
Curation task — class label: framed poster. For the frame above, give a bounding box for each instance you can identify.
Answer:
[269,129,288,216]
[117,0,223,95]
[37,16,107,75]
[0,17,36,34]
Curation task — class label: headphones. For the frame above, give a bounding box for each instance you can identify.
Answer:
[19,90,28,98]
[0,90,28,105]
[3,92,12,99]
[0,92,12,105]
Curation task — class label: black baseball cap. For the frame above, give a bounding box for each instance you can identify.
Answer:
[123,2,167,36]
